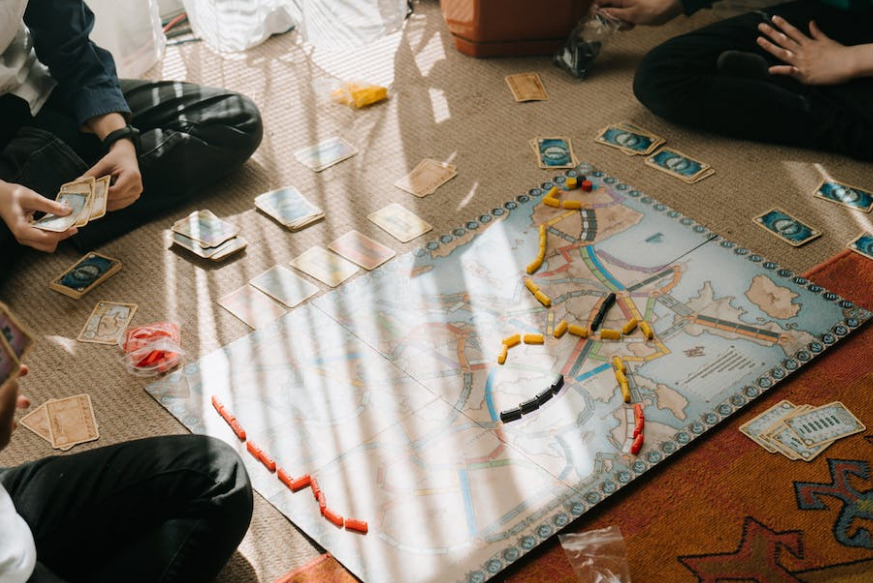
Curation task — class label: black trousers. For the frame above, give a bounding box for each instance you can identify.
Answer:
[0,435,253,583]
[0,79,263,283]
[633,0,873,159]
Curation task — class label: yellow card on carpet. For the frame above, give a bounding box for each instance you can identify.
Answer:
[46,394,100,451]
[78,301,137,345]
[289,246,360,287]
[368,203,432,243]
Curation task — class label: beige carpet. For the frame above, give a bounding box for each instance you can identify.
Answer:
[1,1,870,581]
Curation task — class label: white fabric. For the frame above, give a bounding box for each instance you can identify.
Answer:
[0,482,37,583]
[0,0,56,115]
[181,0,407,53]
[89,0,166,78]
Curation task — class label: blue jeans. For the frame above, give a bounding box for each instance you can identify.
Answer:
[632,0,873,159]
[0,435,253,583]
[0,79,262,283]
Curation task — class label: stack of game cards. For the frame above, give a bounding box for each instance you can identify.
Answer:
[20,394,100,451]
[530,136,579,170]
[394,159,458,198]
[644,147,714,184]
[254,187,324,231]
[31,176,110,232]
[505,72,549,102]
[595,122,665,157]
[171,210,247,261]
[0,302,34,385]
[739,400,865,462]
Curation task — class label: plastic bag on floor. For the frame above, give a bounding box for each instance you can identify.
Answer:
[559,525,631,583]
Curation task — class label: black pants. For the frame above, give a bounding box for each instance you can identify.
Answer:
[0,435,253,583]
[633,0,873,159]
[0,79,263,282]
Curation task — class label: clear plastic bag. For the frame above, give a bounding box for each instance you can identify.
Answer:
[558,525,632,583]
[553,7,622,79]
[120,321,184,377]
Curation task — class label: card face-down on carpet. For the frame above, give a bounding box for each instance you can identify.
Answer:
[147,164,869,583]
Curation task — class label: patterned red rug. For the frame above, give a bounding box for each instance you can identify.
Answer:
[277,249,873,582]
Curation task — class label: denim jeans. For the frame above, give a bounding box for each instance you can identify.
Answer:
[0,435,253,583]
[632,0,873,160]
[0,79,263,282]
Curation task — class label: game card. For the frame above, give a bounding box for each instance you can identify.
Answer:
[172,232,224,259]
[254,187,324,230]
[218,285,287,329]
[505,72,549,102]
[46,394,100,451]
[289,246,360,288]
[753,207,821,247]
[0,332,19,385]
[250,265,319,308]
[89,175,111,220]
[645,148,713,183]
[847,231,873,261]
[739,400,796,453]
[19,402,52,444]
[394,159,457,198]
[596,124,664,156]
[171,210,239,248]
[368,203,433,243]
[59,177,96,228]
[784,401,865,446]
[78,301,138,345]
[767,421,829,461]
[328,230,396,270]
[32,191,89,232]
[813,179,873,212]
[0,301,34,359]
[530,136,578,169]
[208,236,248,262]
[50,252,123,300]
[294,137,358,172]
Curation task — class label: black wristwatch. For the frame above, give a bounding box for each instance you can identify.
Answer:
[102,125,141,154]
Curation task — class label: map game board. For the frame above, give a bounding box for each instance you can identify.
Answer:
[147,164,870,583]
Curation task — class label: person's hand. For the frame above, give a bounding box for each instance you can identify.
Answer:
[598,0,683,29]
[82,139,143,212]
[0,365,30,452]
[757,16,857,85]
[0,181,77,252]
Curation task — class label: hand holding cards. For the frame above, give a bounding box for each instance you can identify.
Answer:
[32,176,111,232]
[0,302,34,384]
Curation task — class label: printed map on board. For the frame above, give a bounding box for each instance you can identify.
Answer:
[147,164,869,583]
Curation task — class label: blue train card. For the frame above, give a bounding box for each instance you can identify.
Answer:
[49,252,123,300]
[814,180,873,213]
[753,207,822,247]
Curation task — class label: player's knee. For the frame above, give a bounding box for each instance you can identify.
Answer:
[633,42,692,122]
[224,93,264,163]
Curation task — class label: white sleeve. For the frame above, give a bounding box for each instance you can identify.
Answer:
[0,482,36,583]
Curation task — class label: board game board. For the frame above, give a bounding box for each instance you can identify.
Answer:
[147,163,869,583]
